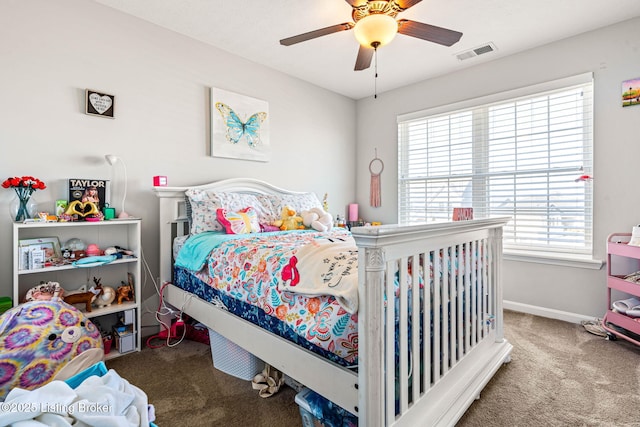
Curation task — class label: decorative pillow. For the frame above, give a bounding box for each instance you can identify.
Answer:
[217,208,260,234]
[186,189,277,234]
[269,192,323,217]
[186,189,224,234]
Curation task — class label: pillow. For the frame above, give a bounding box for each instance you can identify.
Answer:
[269,193,323,217]
[217,207,260,234]
[186,189,277,234]
[186,189,225,233]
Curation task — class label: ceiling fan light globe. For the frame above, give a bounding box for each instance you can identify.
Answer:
[354,14,398,47]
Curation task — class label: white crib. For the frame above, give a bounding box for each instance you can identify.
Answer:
[155,178,511,426]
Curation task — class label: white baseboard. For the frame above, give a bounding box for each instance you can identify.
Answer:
[503,300,598,324]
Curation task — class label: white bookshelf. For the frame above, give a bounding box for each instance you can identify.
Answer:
[12,219,142,360]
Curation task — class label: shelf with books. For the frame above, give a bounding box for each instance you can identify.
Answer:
[12,219,142,360]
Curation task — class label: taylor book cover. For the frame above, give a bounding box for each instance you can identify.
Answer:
[67,179,109,212]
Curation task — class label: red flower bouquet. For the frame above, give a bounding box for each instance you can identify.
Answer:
[3,176,46,222]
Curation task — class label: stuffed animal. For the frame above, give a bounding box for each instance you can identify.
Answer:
[94,285,116,308]
[273,206,305,231]
[0,298,104,400]
[91,277,116,308]
[301,207,334,232]
[63,291,99,312]
[63,284,103,312]
[24,281,64,302]
[116,284,134,304]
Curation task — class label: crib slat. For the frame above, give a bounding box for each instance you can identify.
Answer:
[450,245,457,369]
[433,249,442,383]
[471,240,478,346]
[464,242,471,352]
[483,238,489,336]
[443,248,451,375]
[386,267,396,425]
[399,257,409,415]
[423,251,433,390]
[411,254,421,404]
[485,239,495,336]
[456,244,464,364]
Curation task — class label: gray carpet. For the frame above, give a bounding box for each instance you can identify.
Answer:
[106,310,640,426]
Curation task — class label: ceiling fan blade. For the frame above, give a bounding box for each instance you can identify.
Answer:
[280,22,354,46]
[397,19,463,46]
[393,0,423,10]
[345,0,368,6]
[354,45,374,71]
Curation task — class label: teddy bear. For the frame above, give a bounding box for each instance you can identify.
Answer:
[273,205,305,231]
[301,207,334,232]
[0,298,104,400]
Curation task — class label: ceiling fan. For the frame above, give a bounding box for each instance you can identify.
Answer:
[279,0,463,71]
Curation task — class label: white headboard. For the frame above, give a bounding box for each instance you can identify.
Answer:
[153,178,319,283]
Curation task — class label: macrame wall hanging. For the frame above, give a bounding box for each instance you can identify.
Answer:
[369,149,384,207]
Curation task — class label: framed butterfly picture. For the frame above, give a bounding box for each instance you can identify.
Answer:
[210,87,270,162]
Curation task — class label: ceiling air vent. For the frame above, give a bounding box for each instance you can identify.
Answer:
[456,42,497,61]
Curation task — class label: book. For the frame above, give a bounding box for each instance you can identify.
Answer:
[68,179,109,213]
[18,237,62,269]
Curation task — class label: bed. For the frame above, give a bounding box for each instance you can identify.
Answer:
[154,178,512,427]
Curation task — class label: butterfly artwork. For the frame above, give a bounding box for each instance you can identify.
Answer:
[211,87,270,162]
[215,102,267,148]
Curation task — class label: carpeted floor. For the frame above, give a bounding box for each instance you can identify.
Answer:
[106,310,640,426]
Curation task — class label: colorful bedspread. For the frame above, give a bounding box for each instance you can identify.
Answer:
[176,228,359,365]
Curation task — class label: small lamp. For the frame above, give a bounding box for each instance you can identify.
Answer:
[105,154,131,218]
[353,14,398,48]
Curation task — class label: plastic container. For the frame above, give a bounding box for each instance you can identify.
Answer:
[295,387,358,427]
[0,297,12,314]
[208,328,263,381]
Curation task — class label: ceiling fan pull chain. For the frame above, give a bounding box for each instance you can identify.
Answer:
[374,45,378,99]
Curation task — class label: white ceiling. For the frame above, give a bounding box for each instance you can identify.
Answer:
[94,0,640,100]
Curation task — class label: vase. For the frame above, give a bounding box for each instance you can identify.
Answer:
[9,194,37,222]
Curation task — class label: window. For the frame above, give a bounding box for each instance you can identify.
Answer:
[398,74,593,257]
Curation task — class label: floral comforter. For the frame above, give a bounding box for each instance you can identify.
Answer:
[175,228,359,365]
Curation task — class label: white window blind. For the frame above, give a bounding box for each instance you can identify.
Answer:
[398,75,593,256]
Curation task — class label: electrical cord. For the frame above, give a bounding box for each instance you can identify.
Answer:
[140,237,206,349]
[145,281,193,349]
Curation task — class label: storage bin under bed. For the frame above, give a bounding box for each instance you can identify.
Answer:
[208,328,264,381]
[295,387,358,427]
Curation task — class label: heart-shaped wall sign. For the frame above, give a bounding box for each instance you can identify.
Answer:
[89,93,112,114]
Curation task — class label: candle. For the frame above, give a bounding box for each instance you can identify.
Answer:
[349,203,358,222]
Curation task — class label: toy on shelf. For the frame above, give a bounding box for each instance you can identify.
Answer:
[63,284,102,312]
[116,285,134,304]
[104,245,134,259]
[92,277,116,308]
[116,273,135,304]
[64,200,102,221]
[24,281,64,302]
[62,238,87,260]
[85,243,101,257]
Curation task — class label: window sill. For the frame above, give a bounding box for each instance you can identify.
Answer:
[504,250,604,270]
